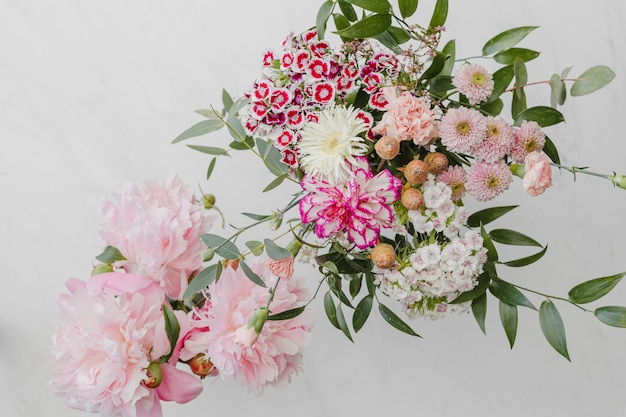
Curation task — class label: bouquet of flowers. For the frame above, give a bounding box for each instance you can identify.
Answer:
[50,0,626,416]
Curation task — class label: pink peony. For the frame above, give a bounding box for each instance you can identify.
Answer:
[439,107,487,154]
[299,157,402,249]
[372,88,438,146]
[181,260,313,393]
[523,151,553,196]
[466,160,512,202]
[452,63,494,105]
[510,120,546,163]
[99,175,215,299]
[50,272,203,417]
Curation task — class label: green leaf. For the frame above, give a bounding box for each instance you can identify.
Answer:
[162,303,180,360]
[239,260,267,287]
[95,246,126,263]
[468,205,518,228]
[539,300,570,361]
[482,26,538,56]
[429,0,448,28]
[194,109,219,118]
[387,26,411,44]
[499,301,518,348]
[493,48,540,65]
[543,135,560,164]
[173,118,223,143]
[229,137,255,150]
[480,224,499,262]
[451,272,491,304]
[501,245,548,268]
[472,292,487,334]
[333,13,351,39]
[201,234,241,259]
[489,229,542,247]
[335,13,392,39]
[486,65,514,103]
[419,51,446,81]
[549,74,566,107]
[316,0,335,39]
[353,295,373,332]
[480,98,503,116]
[568,272,626,304]
[511,87,527,119]
[429,75,454,94]
[398,0,418,18]
[378,303,421,337]
[440,40,455,76]
[338,0,358,21]
[262,173,288,192]
[222,89,234,112]
[513,58,527,100]
[256,138,289,176]
[263,239,291,260]
[324,291,340,329]
[514,106,565,127]
[225,111,246,142]
[183,263,220,298]
[489,278,537,310]
[561,66,573,79]
[186,145,230,156]
[346,0,391,14]
[571,65,615,96]
[206,157,217,180]
[244,240,264,256]
[365,271,376,295]
[336,303,354,342]
[268,306,306,321]
[242,213,269,221]
[595,306,626,328]
[374,31,402,54]
[349,275,363,298]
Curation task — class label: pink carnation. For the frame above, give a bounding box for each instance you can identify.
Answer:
[182,260,313,393]
[510,120,546,163]
[439,107,487,154]
[50,272,203,417]
[99,175,215,299]
[372,88,439,146]
[266,255,295,280]
[523,151,553,196]
[452,63,494,105]
[466,160,512,202]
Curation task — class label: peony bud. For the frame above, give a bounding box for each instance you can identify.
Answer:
[202,193,216,209]
[374,136,401,160]
[143,362,163,388]
[370,242,396,269]
[423,152,449,175]
[91,263,113,276]
[400,187,424,210]
[403,159,429,185]
[202,247,215,262]
[189,353,215,378]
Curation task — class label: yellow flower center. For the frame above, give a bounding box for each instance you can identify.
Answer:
[456,121,470,135]
[325,135,340,153]
[472,72,486,86]
[524,139,537,153]
[487,176,500,188]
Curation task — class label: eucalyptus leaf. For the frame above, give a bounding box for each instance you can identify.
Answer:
[242,213,270,221]
[571,65,615,96]
[489,229,542,247]
[398,0,418,18]
[429,0,448,28]
[201,234,241,259]
[482,26,538,56]
[561,66,573,79]
[500,245,548,268]
[239,260,267,287]
[568,272,626,304]
[206,157,216,180]
[263,239,292,260]
[195,109,220,119]
[489,278,537,310]
[499,301,518,348]
[468,205,518,228]
[226,111,246,141]
[472,292,487,334]
[324,291,340,329]
[539,300,570,361]
[95,246,126,263]
[222,89,234,112]
[353,295,373,332]
[256,138,289,176]
[316,0,335,39]
[268,306,306,321]
[162,303,180,361]
[173,119,224,143]
[229,138,255,150]
[186,145,230,156]
[595,306,626,328]
[378,303,421,337]
[346,0,391,14]
[338,0,358,21]
[493,48,540,65]
[335,13,392,39]
[514,106,565,127]
[183,263,220,299]
[245,240,264,256]
[549,74,566,107]
[263,173,288,192]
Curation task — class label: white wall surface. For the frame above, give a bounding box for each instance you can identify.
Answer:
[2,1,626,416]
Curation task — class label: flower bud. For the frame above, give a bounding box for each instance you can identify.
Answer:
[285,238,303,257]
[370,242,396,269]
[269,212,283,231]
[91,263,113,276]
[611,174,626,190]
[509,163,525,179]
[202,247,215,262]
[423,152,449,175]
[202,193,216,209]
[143,362,162,388]
[189,353,215,378]
[374,136,400,160]
[403,159,429,185]
[400,187,424,210]
[248,307,269,334]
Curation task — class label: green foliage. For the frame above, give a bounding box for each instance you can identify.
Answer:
[568,272,626,304]
[440,40,455,76]
[571,65,615,96]
[240,260,267,287]
[183,263,222,299]
[316,0,335,39]
[514,106,565,127]
[173,118,223,144]
[336,303,354,341]
[487,65,514,103]
[162,303,180,362]
[428,0,448,28]
[499,301,518,348]
[263,238,292,260]
[346,0,391,14]
[245,240,264,256]
[378,303,421,337]
[419,51,446,81]
[472,292,488,334]
[268,306,306,321]
[480,224,499,262]
[500,245,548,268]
[335,13,392,39]
[467,205,518,228]
[206,157,217,180]
[338,0,358,21]
[353,295,373,332]
[549,74,566,107]
[482,26,538,56]
[186,145,229,156]
[256,139,289,176]
[398,0,418,18]
[201,234,241,259]
[95,246,126,263]
[493,48,540,65]
[539,300,570,361]
[451,271,491,304]
[324,291,340,329]
[595,306,626,328]
[489,278,537,311]
[489,229,542,247]
[543,136,561,164]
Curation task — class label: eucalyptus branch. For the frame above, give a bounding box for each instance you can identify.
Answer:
[504,78,579,93]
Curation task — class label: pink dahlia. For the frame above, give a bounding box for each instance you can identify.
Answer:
[523,151,553,196]
[99,175,215,299]
[50,272,203,417]
[181,260,313,393]
[299,157,402,249]
[466,160,512,202]
[372,88,439,146]
[439,107,487,154]
[452,63,494,105]
[471,116,514,162]
[510,120,546,163]
[437,165,467,202]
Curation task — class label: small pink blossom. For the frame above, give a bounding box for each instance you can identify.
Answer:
[437,165,467,202]
[266,255,295,280]
[99,175,215,299]
[452,63,494,105]
[466,160,512,202]
[471,116,514,162]
[523,151,553,196]
[439,107,487,154]
[510,120,546,163]
[372,88,438,146]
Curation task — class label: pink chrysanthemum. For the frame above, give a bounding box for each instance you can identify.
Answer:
[471,116,514,162]
[99,175,215,299]
[510,120,546,163]
[466,160,512,202]
[437,165,468,202]
[299,157,402,249]
[439,107,487,154]
[50,273,203,417]
[452,63,494,105]
[181,260,313,394]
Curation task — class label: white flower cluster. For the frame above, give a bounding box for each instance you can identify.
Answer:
[376,180,488,319]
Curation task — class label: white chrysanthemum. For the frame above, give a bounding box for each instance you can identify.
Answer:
[298,105,369,184]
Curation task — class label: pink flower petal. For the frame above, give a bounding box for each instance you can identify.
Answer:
[156,363,203,404]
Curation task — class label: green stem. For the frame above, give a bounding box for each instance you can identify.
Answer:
[551,163,611,180]
[506,281,592,313]
[504,78,579,93]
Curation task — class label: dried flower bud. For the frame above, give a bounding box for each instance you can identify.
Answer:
[401,187,424,210]
[403,159,429,185]
[143,362,162,388]
[370,242,396,269]
[374,136,400,160]
[424,152,449,174]
[189,353,215,378]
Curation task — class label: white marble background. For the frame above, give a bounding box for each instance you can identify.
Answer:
[2,0,626,416]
